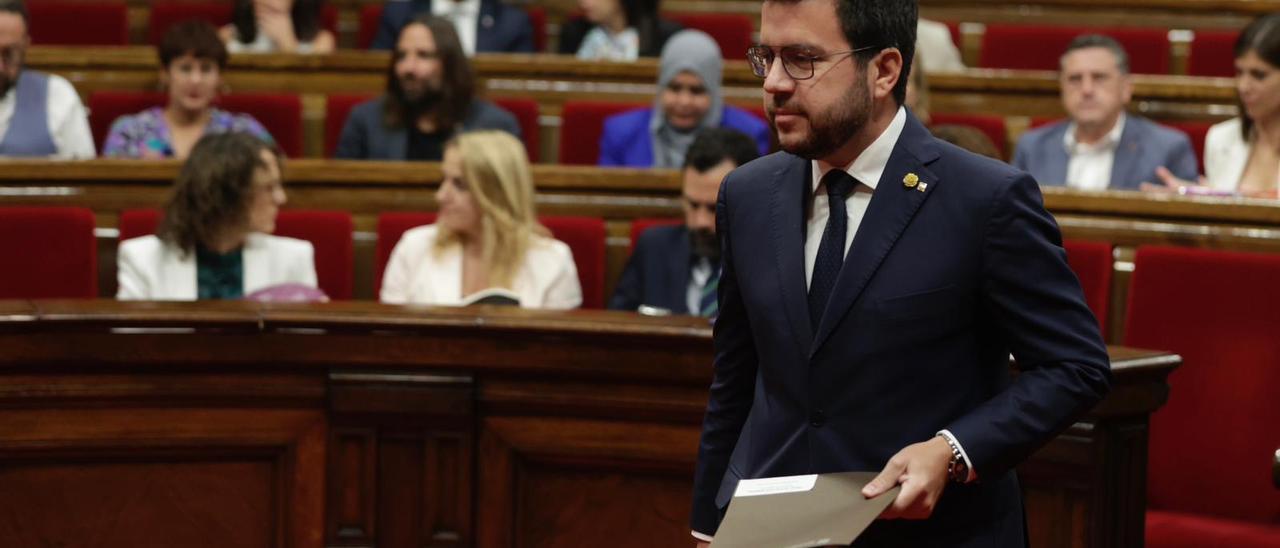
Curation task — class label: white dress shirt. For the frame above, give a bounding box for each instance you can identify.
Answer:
[0,72,95,159]
[1063,113,1126,191]
[432,0,481,56]
[686,257,714,316]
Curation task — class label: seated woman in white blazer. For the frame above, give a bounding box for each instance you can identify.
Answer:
[380,131,582,308]
[1151,13,1280,199]
[117,132,318,300]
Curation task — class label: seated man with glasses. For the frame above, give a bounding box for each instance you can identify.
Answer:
[0,0,94,158]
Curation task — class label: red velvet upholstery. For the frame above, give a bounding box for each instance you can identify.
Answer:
[1147,510,1280,548]
[1062,239,1112,335]
[558,101,645,165]
[1029,117,1061,130]
[490,97,541,163]
[979,25,1171,74]
[1125,246,1280,545]
[324,93,375,157]
[276,210,354,300]
[89,91,303,157]
[149,2,337,46]
[29,2,127,45]
[1188,30,1239,78]
[358,4,383,49]
[668,12,755,60]
[1161,120,1212,174]
[525,6,547,53]
[118,209,161,242]
[541,216,606,309]
[0,207,97,299]
[946,22,961,49]
[373,212,436,296]
[629,218,683,251]
[929,112,1009,159]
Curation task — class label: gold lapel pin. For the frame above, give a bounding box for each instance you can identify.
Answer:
[903,173,919,189]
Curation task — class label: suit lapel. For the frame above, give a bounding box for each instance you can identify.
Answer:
[771,157,813,346]
[242,234,269,294]
[811,118,940,355]
[476,0,497,51]
[1046,124,1070,186]
[1110,120,1142,189]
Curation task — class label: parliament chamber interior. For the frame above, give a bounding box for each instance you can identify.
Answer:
[0,0,1278,546]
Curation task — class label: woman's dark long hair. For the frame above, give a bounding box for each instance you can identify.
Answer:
[233,0,324,44]
[159,133,281,256]
[382,15,474,131]
[1234,13,1280,140]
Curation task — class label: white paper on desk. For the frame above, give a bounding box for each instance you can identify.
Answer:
[710,471,900,548]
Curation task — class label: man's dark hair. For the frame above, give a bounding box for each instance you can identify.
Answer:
[159,132,282,256]
[1235,13,1280,140]
[158,20,228,70]
[1061,34,1131,75]
[684,128,760,172]
[776,0,915,105]
[383,14,474,131]
[233,0,325,44]
[0,0,28,28]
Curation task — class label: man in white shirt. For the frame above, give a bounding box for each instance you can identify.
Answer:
[0,0,94,159]
[369,0,533,54]
[1013,34,1196,191]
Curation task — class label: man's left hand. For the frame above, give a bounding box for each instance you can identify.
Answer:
[861,436,953,519]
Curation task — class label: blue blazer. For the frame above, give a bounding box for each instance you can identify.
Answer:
[1012,116,1198,190]
[370,0,533,53]
[597,107,771,167]
[334,96,520,160]
[608,224,692,313]
[691,112,1112,545]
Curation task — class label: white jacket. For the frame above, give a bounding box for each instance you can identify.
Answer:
[117,233,317,300]
[1204,117,1250,193]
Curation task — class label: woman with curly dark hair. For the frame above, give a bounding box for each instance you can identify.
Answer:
[117,132,317,300]
[221,0,335,54]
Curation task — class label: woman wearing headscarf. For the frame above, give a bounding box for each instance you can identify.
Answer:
[597,30,770,167]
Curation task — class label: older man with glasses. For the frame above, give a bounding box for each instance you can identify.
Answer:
[690,0,1111,546]
[0,0,94,158]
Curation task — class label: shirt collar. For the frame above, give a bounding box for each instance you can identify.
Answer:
[1063,112,1126,154]
[432,0,480,16]
[811,106,907,194]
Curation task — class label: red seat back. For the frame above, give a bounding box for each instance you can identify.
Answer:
[559,101,646,165]
[374,212,437,296]
[29,2,127,45]
[629,217,682,252]
[541,216,605,309]
[90,91,303,158]
[118,209,162,243]
[1160,120,1212,174]
[668,12,755,60]
[1062,239,1112,336]
[276,210,353,300]
[980,25,1171,74]
[1125,246,1280,524]
[357,4,383,49]
[0,207,97,298]
[930,112,1009,159]
[325,93,376,157]
[491,97,541,162]
[150,2,337,46]
[1187,30,1239,78]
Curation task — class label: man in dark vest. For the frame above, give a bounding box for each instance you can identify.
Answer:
[0,0,94,158]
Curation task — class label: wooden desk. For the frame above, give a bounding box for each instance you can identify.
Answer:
[0,300,1178,548]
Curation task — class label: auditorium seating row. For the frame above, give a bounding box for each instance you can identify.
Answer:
[24,1,1247,76]
[2,204,1275,546]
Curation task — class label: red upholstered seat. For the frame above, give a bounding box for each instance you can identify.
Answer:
[89,91,303,157]
[29,2,127,45]
[358,4,383,49]
[668,12,755,60]
[541,216,605,309]
[1160,120,1212,174]
[1125,246,1280,547]
[1028,117,1061,130]
[324,93,375,157]
[0,207,97,299]
[374,212,437,297]
[559,101,646,165]
[119,209,353,299]
[1188,30,1239,78]
[629,218,683,251]
[149,2,337,46]
[930,112,1009,159]
[1062,239,1112,335]
[490,97,541,163]
[979,25,1171,74]
[525,6,547,52]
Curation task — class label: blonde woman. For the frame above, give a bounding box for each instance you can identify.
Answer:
[380,131,582,308]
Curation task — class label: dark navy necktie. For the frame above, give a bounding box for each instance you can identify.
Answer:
[808,170,857,330]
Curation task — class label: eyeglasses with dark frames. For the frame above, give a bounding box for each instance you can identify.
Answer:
[746,44,883,80]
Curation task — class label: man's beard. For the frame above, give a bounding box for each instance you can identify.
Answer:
[689,227,720,262]
[769,78,871,160]
[394,77,444,118]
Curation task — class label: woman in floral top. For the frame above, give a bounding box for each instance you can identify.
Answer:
[103,20,275,159]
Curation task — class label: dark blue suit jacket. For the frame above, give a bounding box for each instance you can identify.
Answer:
[1012,115,1199,189]
[691,112,1112,546]
[608,224,692,313]
[598,107,772,167]
[370,0,533,53]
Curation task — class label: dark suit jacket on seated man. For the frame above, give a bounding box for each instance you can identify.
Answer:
[1011,34,1198,191]
[370,0,533,53]
[691,1,1112,546]
[609,128,760,315]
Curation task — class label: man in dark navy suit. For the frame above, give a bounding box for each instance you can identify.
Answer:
[370,0,533,53]
[609,128,760,316]
[690,0,1112,546]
